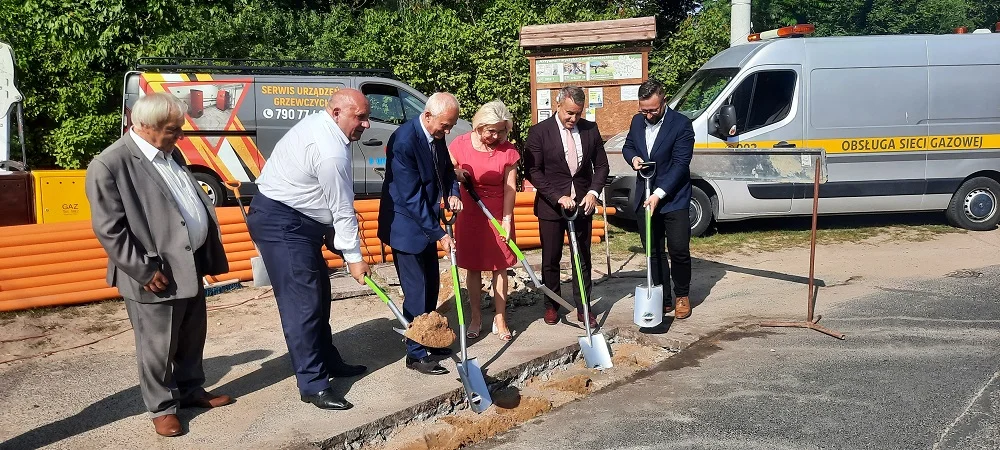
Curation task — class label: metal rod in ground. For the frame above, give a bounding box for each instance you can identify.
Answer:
[762,159,845,340]
[601,187,611,276]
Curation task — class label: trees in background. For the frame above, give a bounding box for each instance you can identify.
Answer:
[1,0,996,168]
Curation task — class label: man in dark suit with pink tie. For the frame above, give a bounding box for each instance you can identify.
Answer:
[523,86,610,329]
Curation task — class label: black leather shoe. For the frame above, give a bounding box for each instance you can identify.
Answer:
[405,356,449,375]
[328,363,367,378]
[426,347,453,356]
[300,389,353,410]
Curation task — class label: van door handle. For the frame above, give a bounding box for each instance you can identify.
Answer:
[362,139,383,146]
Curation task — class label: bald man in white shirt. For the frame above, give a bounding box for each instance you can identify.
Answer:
[246,89,371,411]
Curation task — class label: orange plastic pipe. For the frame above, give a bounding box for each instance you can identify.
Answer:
[0,228,96,247]
[0,279,111,302]
[0,238,103,259]
[0,287,121,312]
[0,258,108,281]
[0,248,108,270]
[0,268,107,292]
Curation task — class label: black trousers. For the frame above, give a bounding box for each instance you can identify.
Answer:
[246,194,346,396]
[539,215,593,311]
[392,243,441,359]
[636,208,691,298]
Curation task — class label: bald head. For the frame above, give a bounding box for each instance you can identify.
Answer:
[326,88,371,141]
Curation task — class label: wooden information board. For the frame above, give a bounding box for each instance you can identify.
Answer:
[528,48,650,140]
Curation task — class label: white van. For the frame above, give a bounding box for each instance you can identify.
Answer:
[605,26,1000,236]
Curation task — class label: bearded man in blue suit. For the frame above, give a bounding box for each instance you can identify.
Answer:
[621,79,696,320]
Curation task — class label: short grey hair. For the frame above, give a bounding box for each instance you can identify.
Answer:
[424,92,460,116]
[132,92,188,128]
[556,86,585,107]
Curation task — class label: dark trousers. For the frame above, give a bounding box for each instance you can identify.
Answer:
[125,294,207,417]
[539,215,593,311]
[636,208,692,298]
[392,243,440,359]
[246,194,346,396]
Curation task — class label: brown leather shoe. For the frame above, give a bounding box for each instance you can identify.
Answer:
[544,306,559,325]
[674,296,691,319]
[663,302,674,314]
[152,414,183,437]
[180,391,233,409]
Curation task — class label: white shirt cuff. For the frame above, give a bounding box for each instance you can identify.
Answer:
[653,188,667,199]
[342,246,363,264]
[587,190,600,199]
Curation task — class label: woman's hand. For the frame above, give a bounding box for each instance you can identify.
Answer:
[500,216,512,243]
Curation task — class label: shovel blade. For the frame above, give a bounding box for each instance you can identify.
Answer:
[251,256,271,287]
[579,333,614,370]
[633,285,664,328]
[457,358,493,413]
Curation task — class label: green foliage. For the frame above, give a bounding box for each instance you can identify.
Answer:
[1,0,997,168]
[648,0,730,97]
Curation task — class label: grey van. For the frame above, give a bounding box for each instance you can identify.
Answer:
[121,59,471,205]
[605,31,1000,235]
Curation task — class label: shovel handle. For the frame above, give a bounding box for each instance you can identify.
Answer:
[223,180,243,199]
[364,276,410,328]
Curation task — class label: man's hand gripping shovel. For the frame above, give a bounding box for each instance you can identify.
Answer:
[561,206,614,369]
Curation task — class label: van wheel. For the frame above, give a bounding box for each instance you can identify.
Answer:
[690,186,713,237]
[946,177,1000,231]
[192,172,225,207]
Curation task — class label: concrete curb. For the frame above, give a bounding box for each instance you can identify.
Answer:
[316,323,722,449]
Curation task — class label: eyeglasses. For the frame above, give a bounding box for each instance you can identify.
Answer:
[481,128,508,136]
[638,103,664,115]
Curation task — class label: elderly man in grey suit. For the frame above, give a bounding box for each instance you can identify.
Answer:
[86,92,233,437]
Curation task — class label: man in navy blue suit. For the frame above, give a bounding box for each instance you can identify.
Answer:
[621,79,696,319]
[377,92,463,375]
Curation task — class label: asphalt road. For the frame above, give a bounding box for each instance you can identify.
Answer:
[477,266,1000,450]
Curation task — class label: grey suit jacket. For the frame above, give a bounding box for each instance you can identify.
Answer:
[85,134,229,303]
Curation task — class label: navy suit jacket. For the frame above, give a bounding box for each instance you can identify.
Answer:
[377,118,460,254]
[523,116,610,221]
[621,108,695,214]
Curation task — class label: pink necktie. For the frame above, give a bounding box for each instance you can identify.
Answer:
[564,128,578,198]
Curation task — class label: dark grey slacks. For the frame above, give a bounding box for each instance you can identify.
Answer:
[124,293,208,417]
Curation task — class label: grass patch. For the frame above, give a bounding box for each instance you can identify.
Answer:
[0,305,70,323]
[605,212,965,257]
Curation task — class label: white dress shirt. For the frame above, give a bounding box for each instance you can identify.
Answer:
[555,118,599,199]
[256,112,363,264]
[644,117,668,199]
[130,129,209,250]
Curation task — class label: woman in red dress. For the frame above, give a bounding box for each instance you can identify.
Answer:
[450,101,519,341]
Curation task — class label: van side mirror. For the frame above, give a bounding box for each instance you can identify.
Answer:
[718,105,738,138]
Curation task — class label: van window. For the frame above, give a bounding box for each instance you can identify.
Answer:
[727,70,796,134]
[400,89,425,121]
[669,68,739,120]
[362,83,406,124]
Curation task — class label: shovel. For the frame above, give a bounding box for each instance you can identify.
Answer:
[363,275,410,337]
[224,180,270,287]
[561,207,613,370]
[441,209,493,413]
[634,162,663,328]
[460,180,575,312]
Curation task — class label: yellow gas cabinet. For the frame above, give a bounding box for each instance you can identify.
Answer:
[32,170,91,223]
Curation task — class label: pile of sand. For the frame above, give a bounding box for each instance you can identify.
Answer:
[405,311,456,348]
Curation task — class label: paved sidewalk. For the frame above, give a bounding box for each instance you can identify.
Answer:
[1,230,997,449]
